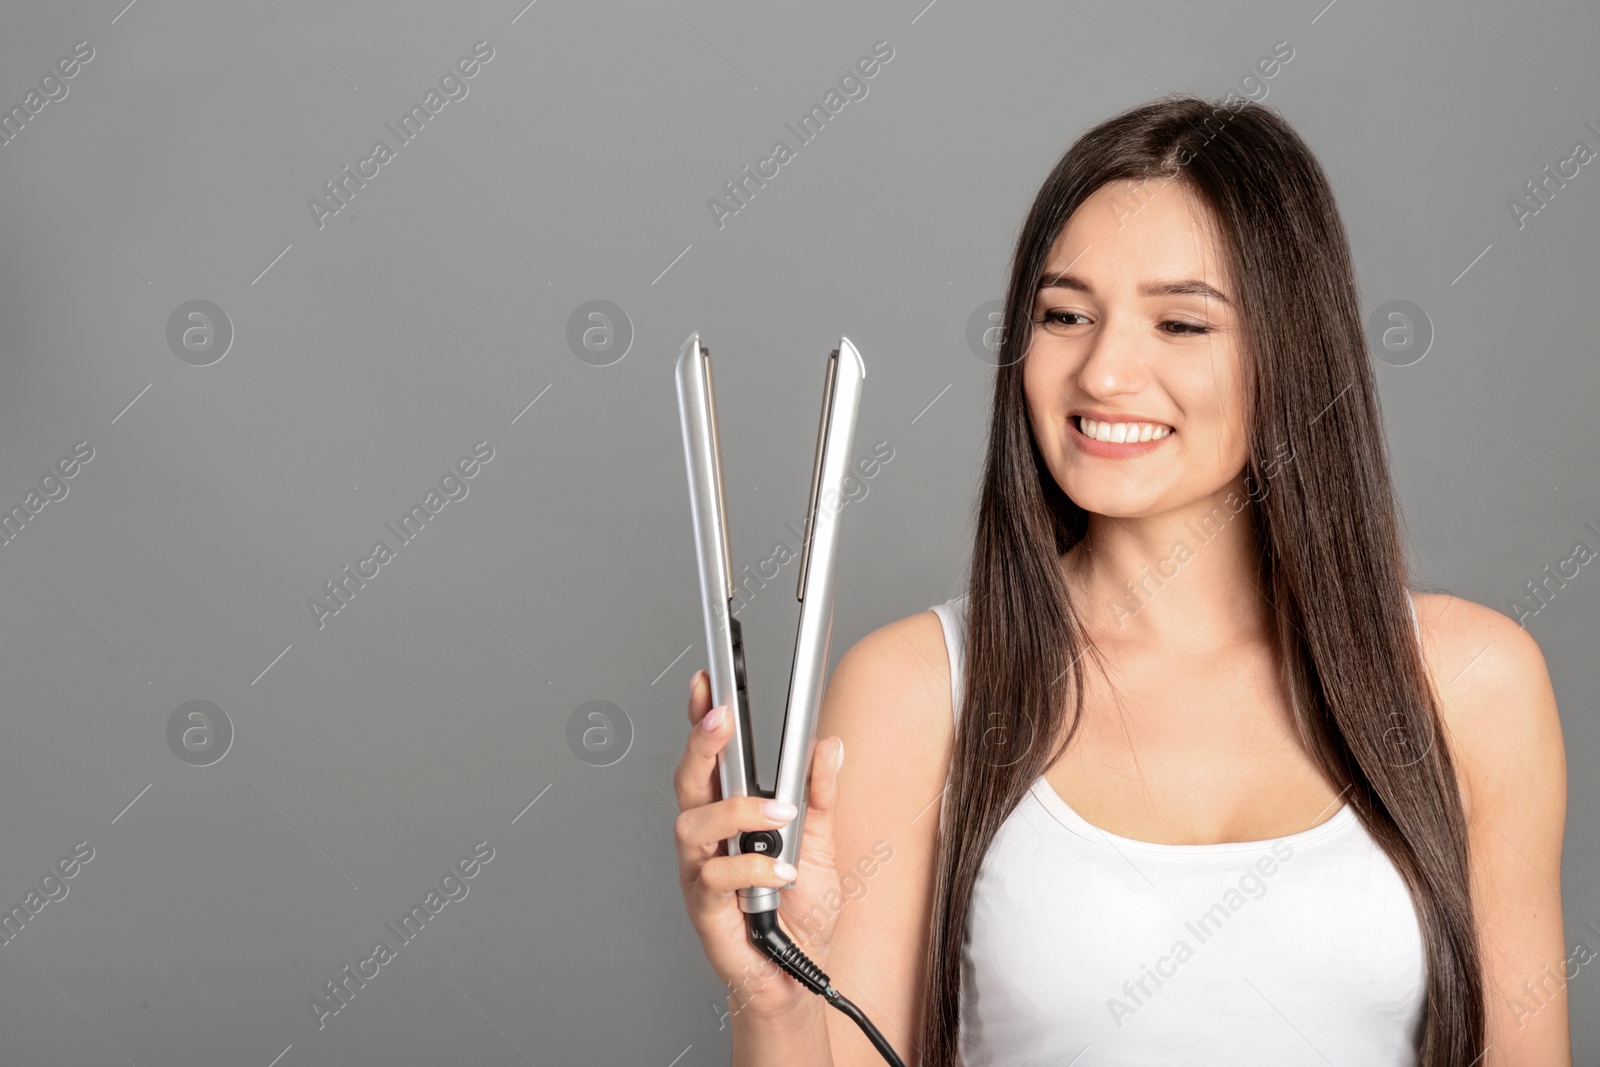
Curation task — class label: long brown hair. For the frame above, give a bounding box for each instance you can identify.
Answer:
[920,94,1483,1065]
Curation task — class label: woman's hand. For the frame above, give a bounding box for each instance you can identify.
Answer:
[674,667,848,1021]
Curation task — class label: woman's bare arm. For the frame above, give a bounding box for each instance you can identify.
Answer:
[807,609,959,1066]
[1417,593,1571,1066]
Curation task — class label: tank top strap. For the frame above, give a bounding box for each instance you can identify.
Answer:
[929,593,969,725]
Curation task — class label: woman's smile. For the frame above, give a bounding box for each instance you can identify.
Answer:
[1068,409,1175,458]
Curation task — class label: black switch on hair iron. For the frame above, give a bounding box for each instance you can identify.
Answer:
[674,332,905,1067]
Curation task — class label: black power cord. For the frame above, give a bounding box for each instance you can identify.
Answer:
[746,909,907,1067]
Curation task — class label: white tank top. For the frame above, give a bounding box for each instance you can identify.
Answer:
[930,592,1429,1066]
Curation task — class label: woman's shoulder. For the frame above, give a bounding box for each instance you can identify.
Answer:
[816,602,960,840]
[1409,590,1565,821]
[823,603,957,747]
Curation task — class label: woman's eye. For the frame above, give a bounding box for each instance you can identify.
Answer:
[1036,310,1210,334]
[1035,310,1211,335]
[1037,309,1087,328]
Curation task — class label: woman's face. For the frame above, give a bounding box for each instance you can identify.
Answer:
[1023,177,1250,520]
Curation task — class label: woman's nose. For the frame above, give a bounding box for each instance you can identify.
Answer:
[1074,317,1145,396]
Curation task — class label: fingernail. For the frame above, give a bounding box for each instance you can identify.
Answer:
[774,861,798,881]
[690,669,704,695]
[835,738,845,771]
[702,705,725,731]
[763,799,797,821]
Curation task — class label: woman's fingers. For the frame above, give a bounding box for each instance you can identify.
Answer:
[809,737,843,817]
[686,668,713,725]
[795,737,844,871]
[674,695,734,812]
[674,673,844,906]
[675,668,724,813]
[695,851,799,896]
[675,795,799,864]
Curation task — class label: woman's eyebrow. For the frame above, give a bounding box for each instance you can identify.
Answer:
[1036,271,1231,306]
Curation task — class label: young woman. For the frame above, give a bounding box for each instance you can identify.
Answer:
[672,95,1569,1066]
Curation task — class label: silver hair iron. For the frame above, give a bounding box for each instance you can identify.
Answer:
[674,332,904,1066]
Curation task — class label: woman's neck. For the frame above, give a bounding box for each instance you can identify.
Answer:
[1061,477,1275,651]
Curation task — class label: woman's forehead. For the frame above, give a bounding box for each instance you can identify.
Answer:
[1045,183,1232,298]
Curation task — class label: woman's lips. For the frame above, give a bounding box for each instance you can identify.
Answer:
[1067,414,1174,458]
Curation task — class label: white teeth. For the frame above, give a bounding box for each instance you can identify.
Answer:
[1077,416,1172,443]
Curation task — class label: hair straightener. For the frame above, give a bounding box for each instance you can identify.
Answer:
[674,332,905,1066]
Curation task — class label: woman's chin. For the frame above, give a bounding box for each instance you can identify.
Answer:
[1061,486,1163,519]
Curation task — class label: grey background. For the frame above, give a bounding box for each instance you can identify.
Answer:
[0,0,1594,1064]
